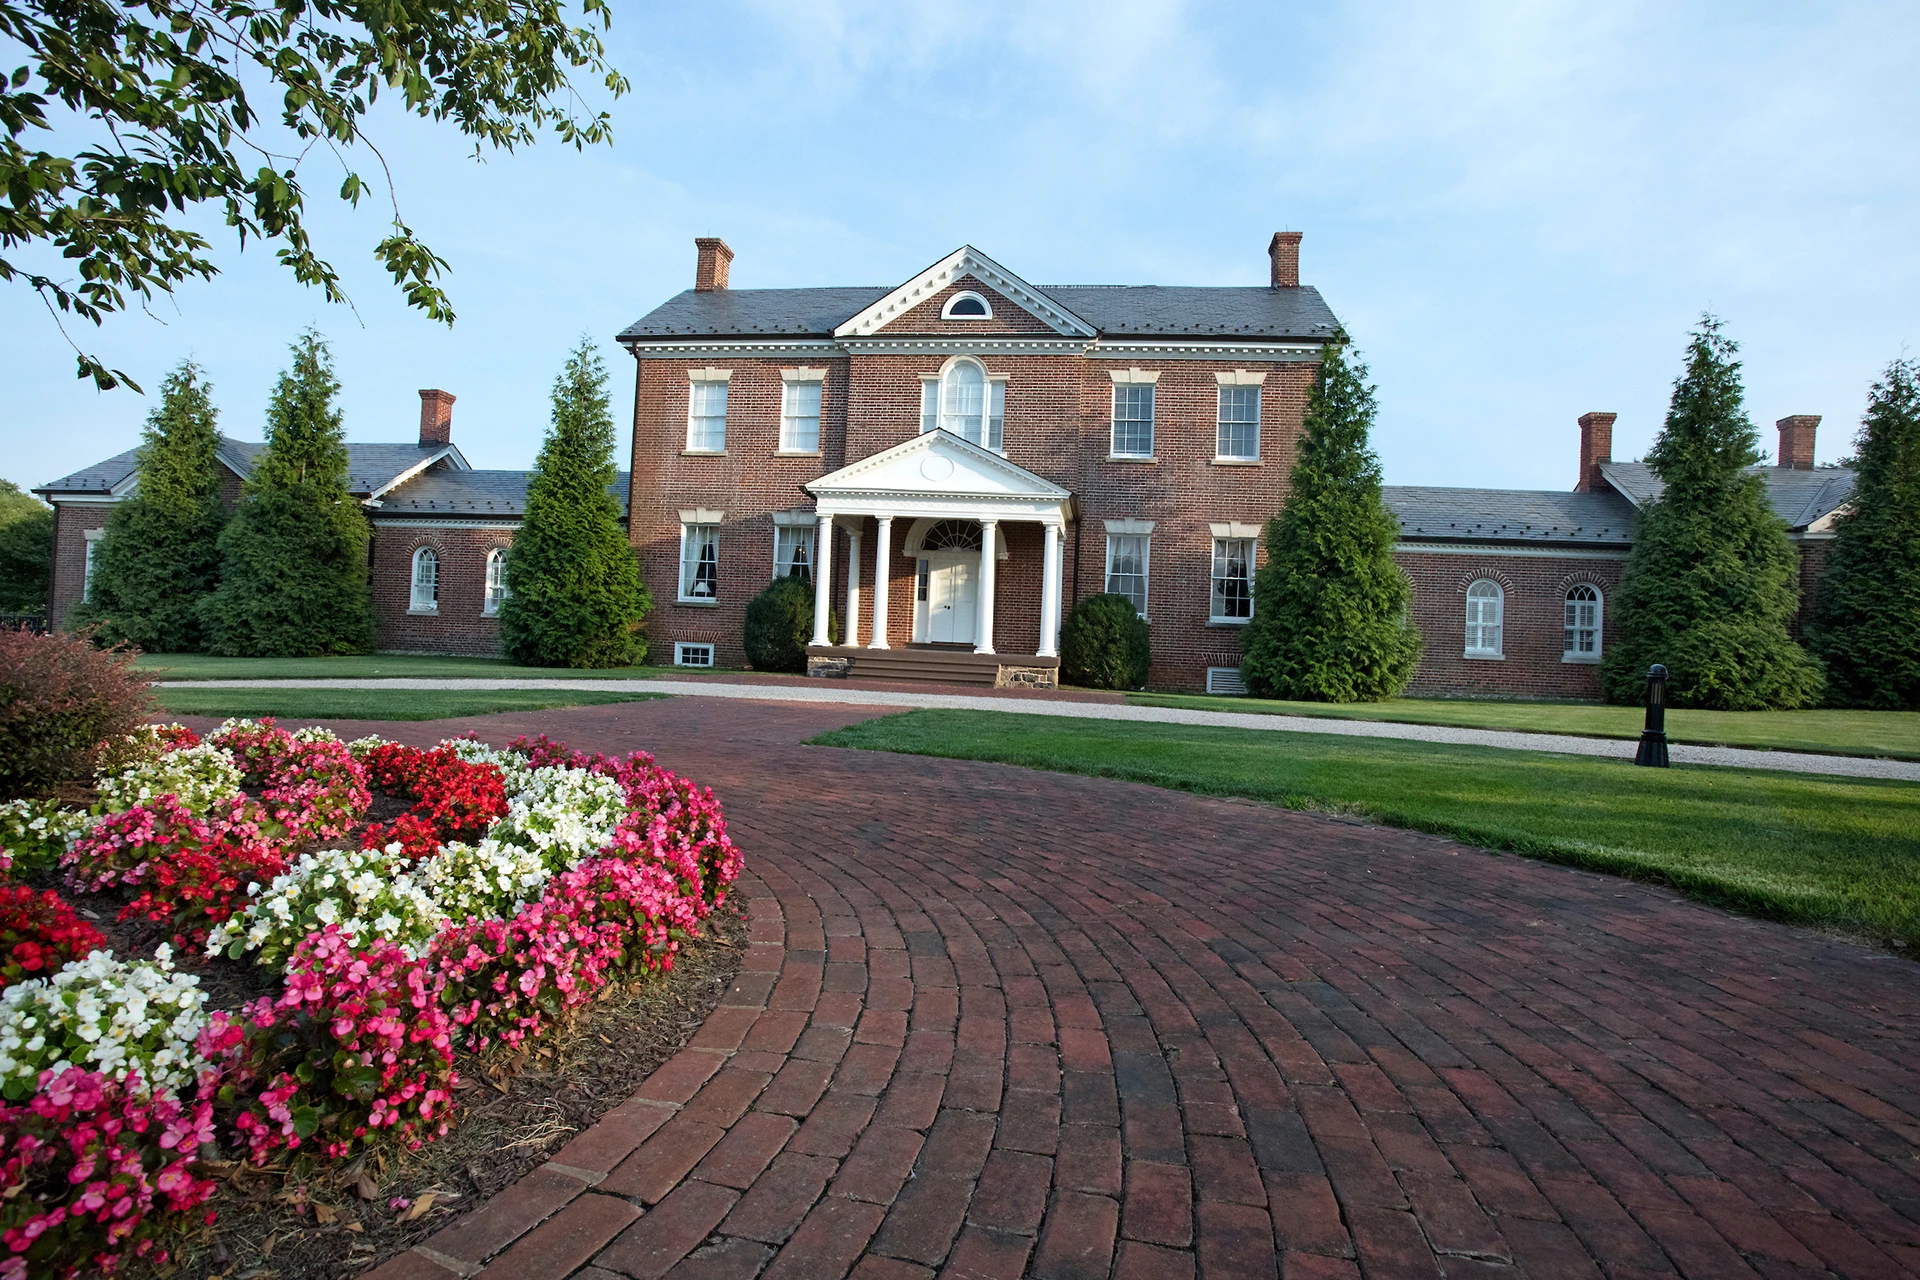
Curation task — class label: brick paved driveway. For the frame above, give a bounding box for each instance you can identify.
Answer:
[338,697,1920,1280]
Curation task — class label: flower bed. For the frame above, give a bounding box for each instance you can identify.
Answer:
[0,719,741,1277]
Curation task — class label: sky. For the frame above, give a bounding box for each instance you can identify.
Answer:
[3,0,1916,498]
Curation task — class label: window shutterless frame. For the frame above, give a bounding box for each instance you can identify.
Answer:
[1216,386,1260,460]
[1111,385,1154,458]
[780,380,822,453]
[1105,533,1150,617]
[483,548,508,616]
[679,524,720,601]
[1464,580,1503,656]
[1563,584,1602,660]
[686,380,728,452]
[410,546,439,613]
[1209,537,1255,622]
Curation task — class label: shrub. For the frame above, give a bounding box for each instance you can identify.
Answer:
[1060,594,1152,690]
[0,481,52,617]
[0,630,154,801]
[743,575,835,671]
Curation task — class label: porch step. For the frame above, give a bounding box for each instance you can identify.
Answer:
[804,645,1058,688]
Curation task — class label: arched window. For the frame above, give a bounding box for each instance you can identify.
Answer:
[411,547,439,613]
[920,520,984,552]
[484,548,509,616]
[919,358,1004,451]
[1464,580,1502,656]
[941,291,992,319]
[1564,584,1602,660]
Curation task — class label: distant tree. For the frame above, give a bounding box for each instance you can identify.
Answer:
[1240,339,1420,701]
[66,362,226,649]
[499,339,651,667]
[0,0,628,389]
[200,332,375,656]
[1600,316,1823,709]
[1807,358,1920,709]
[0,481,52,614]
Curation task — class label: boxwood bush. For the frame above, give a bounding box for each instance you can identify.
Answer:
[0,629,154,800]
[744,576,836,673]
[1061,593,1151,690]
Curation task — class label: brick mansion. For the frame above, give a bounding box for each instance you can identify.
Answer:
[36,235,1854,697]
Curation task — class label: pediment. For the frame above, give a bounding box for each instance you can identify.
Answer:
[833,246,1095,340]
[807,430,1071,502]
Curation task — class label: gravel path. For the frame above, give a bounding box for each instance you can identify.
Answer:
[159,677,1920,782]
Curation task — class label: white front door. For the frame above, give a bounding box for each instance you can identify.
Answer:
[920,554,978,644]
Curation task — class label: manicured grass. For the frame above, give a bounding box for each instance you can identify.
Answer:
[154,686,667,721]
[135,653,712,681]
[1128,691,1920,761]
[815,709,1920,948]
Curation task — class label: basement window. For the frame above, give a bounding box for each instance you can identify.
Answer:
[1206,667,1247,695]
[675,642,715,668]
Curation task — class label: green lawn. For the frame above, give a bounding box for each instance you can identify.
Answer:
[135,653,710,682]
[1128,692,1920,760]
[815,709,1920,948]
[155,686,667,721]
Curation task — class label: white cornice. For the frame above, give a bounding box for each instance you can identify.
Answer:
[370,517,522,529]
[840,337,1087,357]
[1393,542,1629,560]
[624,339,844,362]
[625,336,1327,364]
[834,246,1096,340]
[1089,339,1323,362]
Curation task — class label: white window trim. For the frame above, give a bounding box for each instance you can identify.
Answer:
[1464,580,1504,658]
[771,521,818,583]
[1214,370,1269,386]
[482,547,508,617]
[1562,583,1603,664]
[1208,536,1257,626]
[941,290,994,320]
[920,357,1006,453]
[685,370,730,454]
[1104,531,1151,620]
[1215,384,1262,462]
[674,641,715,668]
[410,546,439,615]
[1109,379,1156,460]
[778,373,824,455]
[678,514,724,605]
[81,528,105,603]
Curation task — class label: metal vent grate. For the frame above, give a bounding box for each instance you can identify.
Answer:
[1205,666,1247,695]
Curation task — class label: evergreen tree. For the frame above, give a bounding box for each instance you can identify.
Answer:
[66,362,227,649]
[499,339,651,667]
[199,332,376,656]
[1240,339,1420,701]
[1807,359,1920,709]
[1599,316,1823,709]
[0,483,53,615]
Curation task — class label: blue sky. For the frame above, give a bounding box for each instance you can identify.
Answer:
[4,1,1915,497]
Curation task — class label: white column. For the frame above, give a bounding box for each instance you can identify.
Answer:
[844,523,863,649]
[810,514,834,648]
[869,515,893,649]
[976,518,998,655]
[1039,522,1062,658]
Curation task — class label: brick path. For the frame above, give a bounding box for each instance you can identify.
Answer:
[311,698,1920,1280]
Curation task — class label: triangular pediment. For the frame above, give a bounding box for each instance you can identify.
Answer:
[807,430,1071,501]
[833,246,1095,340]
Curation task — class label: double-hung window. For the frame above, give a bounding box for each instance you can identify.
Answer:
[1465,580,1504,656]
[920,359,1004,450]
[410,547,439,613]
[686,376,729,453]
[781,375,822,453]
[773,524,816,582]
[680,523,720,602]
[82,531,102,602]
[1210,538,1255,622]
[1105,534,1150,617]
[1216,386,1261,460]
[484,548,509,616]
[1564,585,1602,661]
[1111,384,1155,458]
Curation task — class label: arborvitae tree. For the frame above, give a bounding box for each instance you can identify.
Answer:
[1807,359,1920,709]
[499,339,651,667]
[66,362,227,649]
[199,332,376,656]
[1599,316,1823,709]
[0,482,53,615]
[1240,339,1421,701]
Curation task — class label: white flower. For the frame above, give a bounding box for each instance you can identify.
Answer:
[208,845,447,966]
[0,950,209,1097]
[96,744,244,817]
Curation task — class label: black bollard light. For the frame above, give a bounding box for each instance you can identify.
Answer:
[1634,663,1671,767]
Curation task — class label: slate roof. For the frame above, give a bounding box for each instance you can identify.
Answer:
[1597,462,1856,530]
[374,469,630,518]
[617,285,1341,342]
[1384,486,1637,546]
[36,437,462,499]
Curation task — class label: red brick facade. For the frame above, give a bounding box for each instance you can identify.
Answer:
[45,504,110,628]
[370,524,515,656]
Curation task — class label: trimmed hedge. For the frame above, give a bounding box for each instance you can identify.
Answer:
[1061,593,1151,690]
[744,576,835,672]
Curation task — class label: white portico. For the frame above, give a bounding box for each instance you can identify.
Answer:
[802,429,1072,686]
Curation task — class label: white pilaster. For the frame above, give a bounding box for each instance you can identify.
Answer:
[844,523,863,649]
[810,514,834,647]
[869,516,893,649]
[976,518,998,655]
[1039,522,1062,657]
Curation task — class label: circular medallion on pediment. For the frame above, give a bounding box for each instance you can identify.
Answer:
[919,454,955,483]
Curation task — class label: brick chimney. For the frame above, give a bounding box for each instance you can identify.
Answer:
[418,389,455,448]
[1268,232,1302,288]
[694,237,734,292]
[1575,411,1616,492]
[1776,415,1819,469]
